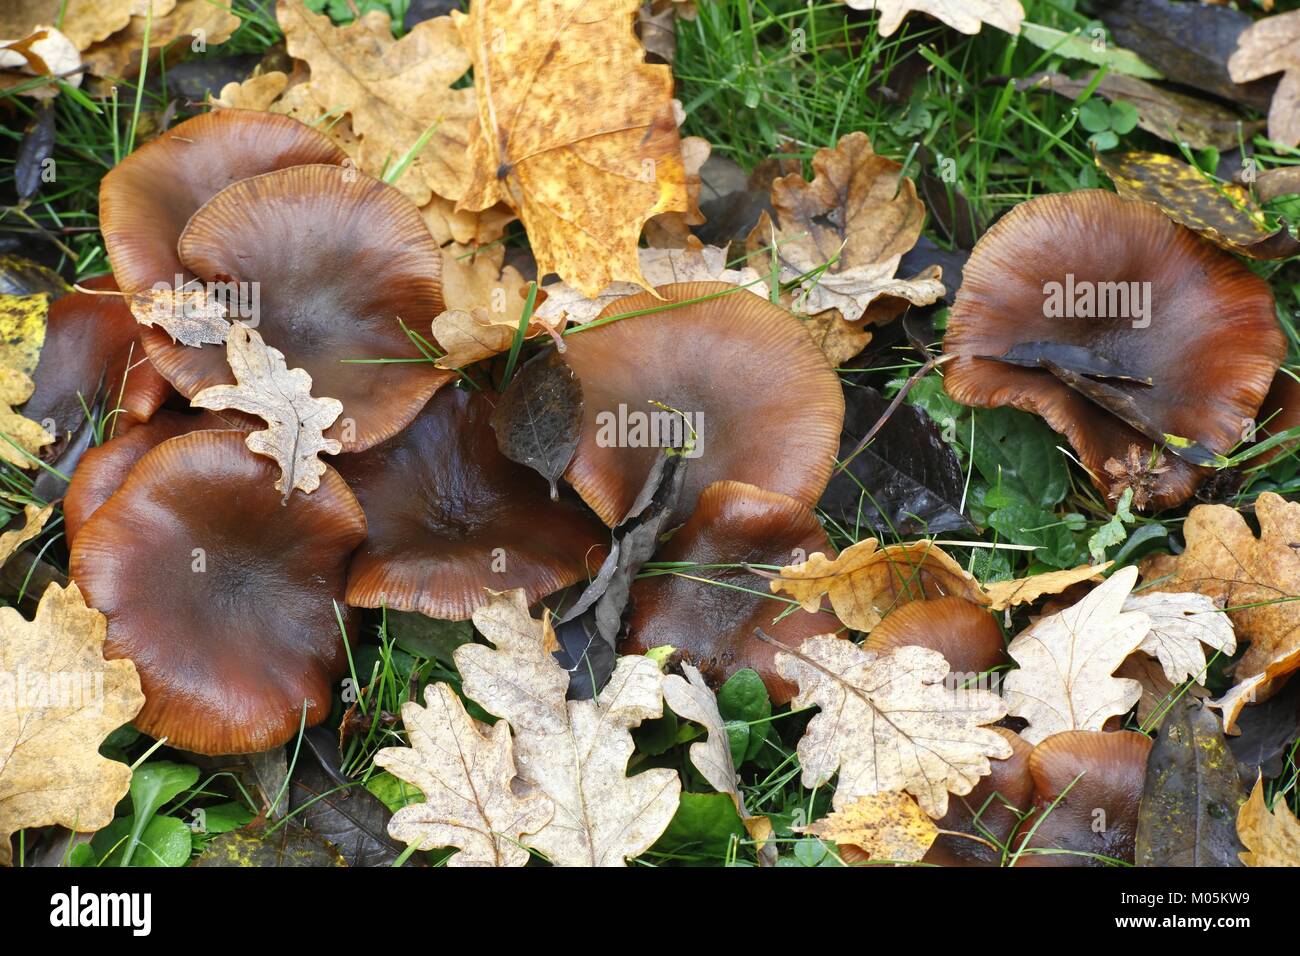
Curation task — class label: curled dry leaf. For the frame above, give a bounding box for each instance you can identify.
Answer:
[0,25,81,99]
[841,0,1024,37]
[0,1,134,51]
[1228,9,1300,149]
[0,502,53,568]
[799,791,939,864]
[0,582,145,866]
[0,365,54,467]
[771,538,987,633]
[211,70,289,111]
[81,0,240,81]
[453,0,690,296]
[457,590,680,866]
[191,323,343,498]
[534,240,768,326]
[374,682,554,867]
[123,285,230,347]
[1236,776,1300,866]
[1003,567,1151,744]
[430,244,537,369]
[774,636,1012,816]
[745,132,943,324]
[1123,591,1236,685]
[984,562,1111,612]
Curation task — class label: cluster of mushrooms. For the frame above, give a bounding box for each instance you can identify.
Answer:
[18,109,1293,865]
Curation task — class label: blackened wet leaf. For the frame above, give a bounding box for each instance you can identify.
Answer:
[15,103,55,202]
[491,348,582,499]
[555,450,688,699]
[193,823,346,867]
[289,727,413,868]
[1093,0,1275,112]
[1136,701,1247,867]
[0,254,69,298]
[1227,677,1300,784]
[820,384,970,536]
[986,341,1152,385]
[241,746,289,820]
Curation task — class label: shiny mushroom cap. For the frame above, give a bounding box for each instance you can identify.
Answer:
[69,430,367,755]
[139,164,452,451]
[865,595,1008,676]
[944,190,1283,510]
[100,109,347,294]
[23,275,170,444]
[562,282,845,526]
[336,386,608,620]
[1013,729,1153,867]
[1256,371,1300,463]
[623,479,838,703]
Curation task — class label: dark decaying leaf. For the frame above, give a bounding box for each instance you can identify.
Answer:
[240,746,289,820]
[1092,0,1275,112]
[986,342,1152,385]
[193,823,346,867]
[0,253,69,298]
[554,450,688,699]
[819,384,970,536]
[15,103,56,203]
[1136,702,1247,867]
[490,348,583,499]
[1041,360,1217,467]
[288,727,413,867]
[1227,677,1300,784]
[161,55,263,103]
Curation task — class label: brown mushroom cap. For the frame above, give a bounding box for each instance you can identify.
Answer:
[100,109,347,295]
[336,386,608,620]
[944,190,1283,510]
[622,479,838,703]
[1013,729,1153,866]
[23,275,171,443]
[562,282,845,525]
[865,595,1008,676]
[62,410,243,543]
[138,164,452,452]
[924,727,1033,867]
[1256,371,1300,463]
[69,430,367,755]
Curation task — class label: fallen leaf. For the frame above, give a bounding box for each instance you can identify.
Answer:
[0,503,53,568]
[0,1,134,51]
[804,310,874,366]
[191,323,343,498]
[1237,775,1300,866]
[533,240,767,326]
[490,349,582,499]
[985,563,1110,612]
[841,0,1024,37]
[771,538,987,633]
[81,0,240,80]
[0,291,49,377]
[1258,166,1300,203]
[375,682,553,867]
[1097,149,1300,259]
[0,25,82,98]
[643,134,710,247]
[1116,652,1206,727]
[775,637,1012,815]
[0,366,54,467]
[799,791,939,864]
[1123,591,1236,685]
[429,243,538,368]
[456,590,681,865]
[0,582,145,866]
[122,285,230,347]
[1003,566,1151,744]
[193,823,346,867]
[211,70,289,110]
[1228,9,1300,148]
[453,0,690,296]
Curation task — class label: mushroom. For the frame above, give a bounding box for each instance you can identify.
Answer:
[864,596,1008,677]
[99,109,347,295]
[923,728,1033,867]
[62,410,245,543]
[622,479,838,703]
[69,430,367,755]
[1255,371,1300,463]
[1012,729,1152,866]
[944,190,1283,510]
[336,386,608,620]
[561,281,845,525]
[23,275,171,446]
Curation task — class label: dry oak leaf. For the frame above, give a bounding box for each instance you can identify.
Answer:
[0,503,53,568]
[456,590,680,866]
[771,538,987,634]
[1003,566,1151,745]
[1229,9,1300,149]
[744,132,943,324]
[430,243,538,368]
[121,285,230,348]
[0,366,54,467]
[1143,492,1300,700]
[799,791,939,864]
[1122,591,1236,685]
[453,0,690,297]
[191,323,343,498]
[776,637,1011,816]
[842,0,1024,37]
[0,25,82,98]
[211,70,289,111]
[374,682,553,867]
[804,308,875,367]
[81,0,239,81]
[1237,775,1300,866]
[0,582,145,866]
[0,1,134,51]
[277,2,477,208]
[984,562,1111,612]
[534,240,768,326]
[1209,645,1300,735]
